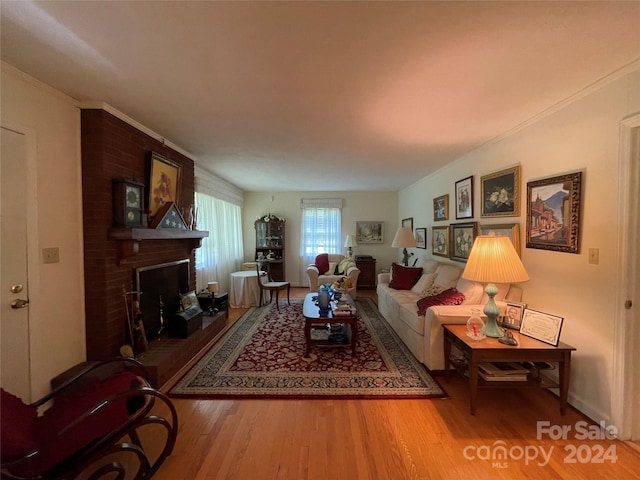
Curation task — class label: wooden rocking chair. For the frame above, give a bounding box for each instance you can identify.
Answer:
[1,357,178,480]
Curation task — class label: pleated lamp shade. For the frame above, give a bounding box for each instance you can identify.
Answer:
[462,235,529,284]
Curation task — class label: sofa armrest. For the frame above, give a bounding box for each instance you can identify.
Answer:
[378,272,390,285]
[306,265,319,288]
[345,266,361,286]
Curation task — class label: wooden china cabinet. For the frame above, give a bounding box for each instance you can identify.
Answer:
[254,214,285,281]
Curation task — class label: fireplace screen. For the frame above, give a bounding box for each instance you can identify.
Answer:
[135,259,190,339]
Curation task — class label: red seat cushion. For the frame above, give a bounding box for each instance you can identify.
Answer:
[389,263,423,290]
[4,372,142,477]
[416,288,466,316]
[314,253,330,275]
[0,388,38,459]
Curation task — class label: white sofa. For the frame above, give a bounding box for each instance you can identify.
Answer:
[376,259,523,371]
[306,254,361,299]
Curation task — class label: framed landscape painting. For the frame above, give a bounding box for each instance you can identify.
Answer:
[356,221,384,244]
[480,166,520,217]
[526,172,582,254]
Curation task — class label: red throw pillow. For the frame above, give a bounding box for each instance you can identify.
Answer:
[314,253,330,275]
[0,388,38,459]
[389,263,423,290]
[416,288,466,316]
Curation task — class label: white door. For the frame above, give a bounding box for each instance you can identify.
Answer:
[0,126,31,401]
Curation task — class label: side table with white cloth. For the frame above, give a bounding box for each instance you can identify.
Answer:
[229,270,265,307]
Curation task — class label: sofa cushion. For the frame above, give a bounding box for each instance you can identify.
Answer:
[433,264,462,289]
[456,277,485,304]
[314,254,330,275]
[389,263,423,290]
[420,259,440,274]
[416,288,466,316]
[410,273,436,295]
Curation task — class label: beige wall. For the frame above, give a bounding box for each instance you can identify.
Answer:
[243,191,399,286]
[1,64,86,400]
[398,69,640,422]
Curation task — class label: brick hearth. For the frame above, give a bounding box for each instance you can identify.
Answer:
[81,109,221,385]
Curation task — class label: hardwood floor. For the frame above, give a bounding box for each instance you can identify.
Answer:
[145,288,640,479]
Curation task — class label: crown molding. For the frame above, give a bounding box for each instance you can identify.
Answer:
[80,101,197,161]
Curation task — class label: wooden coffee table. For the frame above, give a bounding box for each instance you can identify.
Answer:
[302,293,358,357]
[443,324,576,415]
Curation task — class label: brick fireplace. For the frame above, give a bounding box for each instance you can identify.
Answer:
[81,109,226,386]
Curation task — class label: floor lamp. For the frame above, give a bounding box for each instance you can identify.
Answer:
[391,227,416,266]
[462,234,529,338]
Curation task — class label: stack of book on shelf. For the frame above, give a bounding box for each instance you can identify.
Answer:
[479,362,529,381]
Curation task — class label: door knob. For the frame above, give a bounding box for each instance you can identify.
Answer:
[10,299,29,309]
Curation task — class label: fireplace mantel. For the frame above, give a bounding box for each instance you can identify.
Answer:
[109,227,209,263]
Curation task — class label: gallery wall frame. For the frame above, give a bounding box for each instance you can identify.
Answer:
[455,175,474,219]
[356,221,384,244]
[433,194,449,221]
[432,226,450,257]
[479,223,521,257]
[402,217,414,231]
[480,165,520,217]
[149,152,181,218]
[415,228,427,249]
[450,222,478,262]
[526,171,582,254]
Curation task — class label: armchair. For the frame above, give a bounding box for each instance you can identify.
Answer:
[306,254,360,299]
[1,358,177,480]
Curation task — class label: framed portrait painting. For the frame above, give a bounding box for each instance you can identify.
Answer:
[450,222,478,262]
[356,221,384,244]
[433,194,449,221]
[149,152,181,218]
[480,166,520,217]
[415,228,427,249]
[455,176,474,219]
[432,226,449,257]
[526,171,582,254]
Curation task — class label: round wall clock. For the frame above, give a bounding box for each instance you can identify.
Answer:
[113,179,146,227]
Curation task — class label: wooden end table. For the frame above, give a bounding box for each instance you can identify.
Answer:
[303,293,358,357]
[443,324,576,415]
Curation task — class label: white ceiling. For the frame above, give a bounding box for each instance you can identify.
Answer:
[2,1,639,192]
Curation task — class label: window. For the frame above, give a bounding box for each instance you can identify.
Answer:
[195,192,243,292]
[300,198,342,284]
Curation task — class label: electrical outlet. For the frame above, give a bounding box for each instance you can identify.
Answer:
[42,247,60,264]
[588,248,599,265]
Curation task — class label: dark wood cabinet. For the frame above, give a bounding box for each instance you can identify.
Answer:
[254,215,285,281]
[356,259,376,288]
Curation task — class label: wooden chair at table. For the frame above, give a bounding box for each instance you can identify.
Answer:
[255,261,290,312]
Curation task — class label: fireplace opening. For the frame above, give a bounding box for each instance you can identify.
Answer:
[135,259,190,339]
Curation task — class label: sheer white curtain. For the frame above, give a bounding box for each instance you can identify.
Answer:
[195,192,243,293]
[300,198,342,286]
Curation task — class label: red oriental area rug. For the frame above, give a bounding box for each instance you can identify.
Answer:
[168,298,447,399]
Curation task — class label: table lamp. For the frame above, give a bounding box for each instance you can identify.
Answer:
[344,234,357,258]
[207,281,219,314]
[391,227,417,266]
[462,234,529,338]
